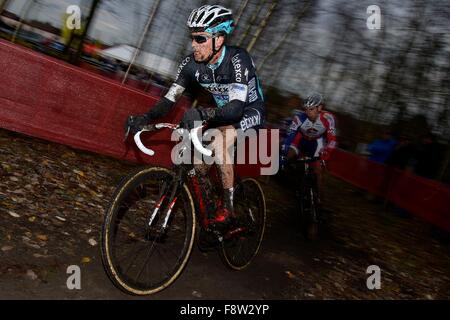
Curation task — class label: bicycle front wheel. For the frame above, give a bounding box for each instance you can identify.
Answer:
[220,178,266,270]
[101,166,196,295]
[299,184,319,241]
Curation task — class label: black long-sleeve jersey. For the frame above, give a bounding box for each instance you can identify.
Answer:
[148,46,265,124]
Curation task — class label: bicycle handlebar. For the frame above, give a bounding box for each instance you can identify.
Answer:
[296,156,321,163]
[132,123,213,157]
[296,156,327,169]
[133,129,155,156]
[190,125,213,157]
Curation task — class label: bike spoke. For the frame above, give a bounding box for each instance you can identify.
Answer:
[134,231,162,283]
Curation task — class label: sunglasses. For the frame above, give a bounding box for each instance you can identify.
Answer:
[190,34,213,44]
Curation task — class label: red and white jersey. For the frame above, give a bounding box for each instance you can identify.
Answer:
[284,111,337,156]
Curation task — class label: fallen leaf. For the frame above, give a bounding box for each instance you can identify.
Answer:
[28,216,36,222]
[8,211,20,218]
[1,163,11,172]
[73,169,85,177]
[192,290,202,298]
[88,190,98,197]
[26,270,38,280]
[285,271,296,279]
[36,234,48,241]
[1,246,13,252]
[25,242,41,250]
[88,238,97,246]
[81,257,91,264]
[55,216,66,222]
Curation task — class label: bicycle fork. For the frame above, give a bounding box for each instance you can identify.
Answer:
[147,179,181,235]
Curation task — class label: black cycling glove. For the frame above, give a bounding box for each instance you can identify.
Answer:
[125,114,150,135]
[180,107,216,130]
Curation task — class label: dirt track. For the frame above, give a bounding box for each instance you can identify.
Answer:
[0,128,449,299]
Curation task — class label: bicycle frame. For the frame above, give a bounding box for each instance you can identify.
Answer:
[295,157,322,223]
[133,123,221,233]
[102,122,267,296]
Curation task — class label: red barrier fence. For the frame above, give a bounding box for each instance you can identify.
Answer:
[328,149,450,231]
[0,40,269,175]
[1,40,449,231]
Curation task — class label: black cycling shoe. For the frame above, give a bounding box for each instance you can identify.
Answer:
[197,228,222,252]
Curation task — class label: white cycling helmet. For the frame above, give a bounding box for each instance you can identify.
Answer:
[304,93,324,109]
[187,5,234,35]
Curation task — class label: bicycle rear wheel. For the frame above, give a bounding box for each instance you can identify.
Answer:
[220,178,266,270]
[101,166,196,295]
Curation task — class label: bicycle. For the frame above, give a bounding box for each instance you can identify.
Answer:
[292,156,325,241]
[101,122,266,295]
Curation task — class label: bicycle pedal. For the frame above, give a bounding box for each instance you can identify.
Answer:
[224,227,246,240]
[198,229,222,251]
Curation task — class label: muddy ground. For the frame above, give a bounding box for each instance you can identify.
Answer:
[0,128,449,299]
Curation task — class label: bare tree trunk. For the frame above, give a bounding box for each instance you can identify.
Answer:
[237,0,267,47]
[11,0,35,43]
[70,0,101,65]
[246,2,277,53]
[234,0,250,26]
[257,1,312,72]
[0,0,10,14]
[123,0,161,84]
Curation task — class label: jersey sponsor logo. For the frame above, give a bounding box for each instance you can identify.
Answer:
[195,70,200,82]
[323,112,336,131]
[175,56,191,81]
[164,83,185,102]
[300,119,327,138]
[240,113,261,131]
[288,116,300,131]
[200,83,229,95]
[201,74,210,82]
[306,128,319,135]
[248,77,258,103]
[245,68,249,82]
[232,54,242,83]
[213,95,228,108]
[229,83,248,102]
[231,83,246,92]
[216,75,229,82]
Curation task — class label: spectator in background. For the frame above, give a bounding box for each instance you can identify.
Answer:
[414,132,441,179]
[386,135,416,171]
[367,131,397,164]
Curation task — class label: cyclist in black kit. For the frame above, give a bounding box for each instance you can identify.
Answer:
[126,4,265,227]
